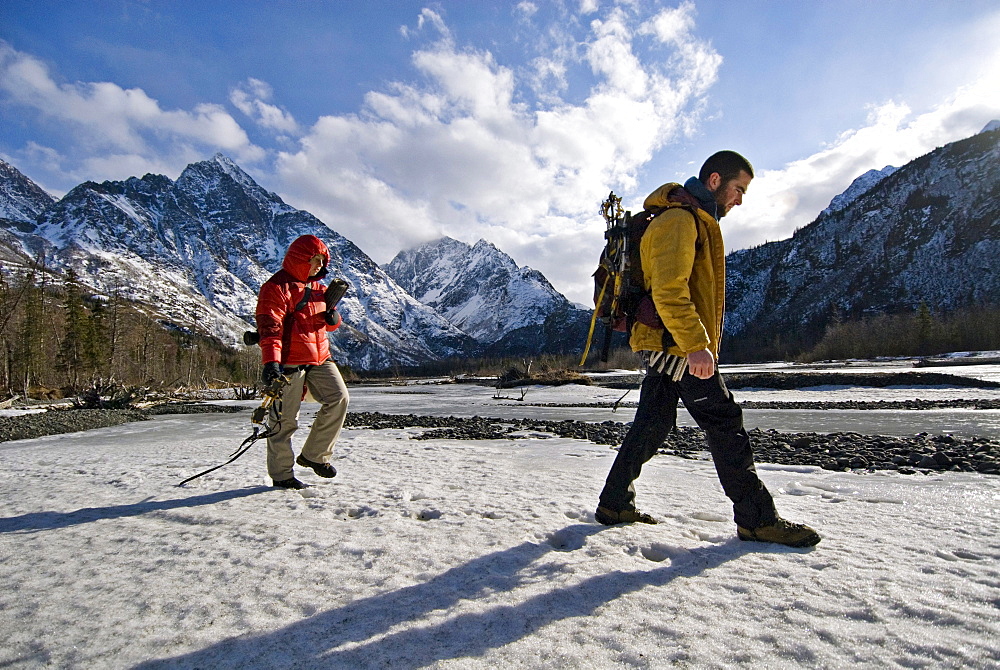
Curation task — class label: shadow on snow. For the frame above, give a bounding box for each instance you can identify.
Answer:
[0,486,271,534]
[134,523,755,669]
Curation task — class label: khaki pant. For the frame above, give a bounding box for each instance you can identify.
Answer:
[266,360,349,480]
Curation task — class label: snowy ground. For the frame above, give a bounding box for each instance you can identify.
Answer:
[1,371,999,668]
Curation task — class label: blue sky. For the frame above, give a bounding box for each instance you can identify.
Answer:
[2,1,999,304]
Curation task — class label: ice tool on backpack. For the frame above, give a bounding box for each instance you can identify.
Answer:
[580,192,667,365]
[580,186,700,365]
[580,192,625,365]
[177,373,292,486]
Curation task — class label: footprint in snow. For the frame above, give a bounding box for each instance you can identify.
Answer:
[330,505,378,519]
[414,509,442,521]
[640,542,690,563]
[545,527,587,551]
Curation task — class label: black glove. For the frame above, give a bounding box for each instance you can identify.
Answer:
[262,361,283,386]
[324,279,350,311]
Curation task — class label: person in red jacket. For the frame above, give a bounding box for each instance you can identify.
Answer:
[255,234,349,489]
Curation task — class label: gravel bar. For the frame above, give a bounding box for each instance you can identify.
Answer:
[345,411,1000,476]
[0,404,244,443]
[2,404,997,477]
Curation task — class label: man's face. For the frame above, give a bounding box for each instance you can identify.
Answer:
[710,170,752,218]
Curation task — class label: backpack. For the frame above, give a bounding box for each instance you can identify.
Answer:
[580,189,696,364]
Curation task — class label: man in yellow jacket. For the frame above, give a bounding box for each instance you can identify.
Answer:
[596,151,820,548]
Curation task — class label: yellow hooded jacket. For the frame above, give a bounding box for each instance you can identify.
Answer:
[630,183,726,359]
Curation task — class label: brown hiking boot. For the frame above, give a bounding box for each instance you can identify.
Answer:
[595,506,658,526]
[738,518,820,547]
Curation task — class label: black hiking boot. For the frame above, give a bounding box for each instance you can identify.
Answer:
[296,454,337,478]
[595,505,658,526]
[738,518,820,547]
[272,477,309,490]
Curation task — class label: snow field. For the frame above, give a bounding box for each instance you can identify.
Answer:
[0,398,998,668]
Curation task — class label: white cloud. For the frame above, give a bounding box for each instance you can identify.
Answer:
[0,40,263,182]
[725,59,1000,253]
[275,4,721,300]
[516,2,539,19]
[230,78,300,135]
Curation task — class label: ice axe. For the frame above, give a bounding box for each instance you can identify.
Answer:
[177,373,293,486]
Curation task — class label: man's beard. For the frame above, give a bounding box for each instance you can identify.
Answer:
[714,191,730,218]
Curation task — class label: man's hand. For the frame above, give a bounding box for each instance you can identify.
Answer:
[262,361,283,386]
[687,349,715,379]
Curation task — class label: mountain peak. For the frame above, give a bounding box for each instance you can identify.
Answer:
[0,154,477,370]
[981,120,1000,134]
[822,165,897,215]
[384,235,575,344]
[0,158,56,224]
[210,152,243,175]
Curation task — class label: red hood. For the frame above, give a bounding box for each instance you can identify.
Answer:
[282,235,330,282]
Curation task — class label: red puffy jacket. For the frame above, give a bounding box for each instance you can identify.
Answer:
[256,235,341,366]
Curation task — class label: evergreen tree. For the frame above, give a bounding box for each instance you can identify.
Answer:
[20,283,40,394]
[85,297,111,375]
[56,269,90,389]
[915,302,935,355]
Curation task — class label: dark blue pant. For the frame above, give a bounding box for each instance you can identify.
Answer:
[599,368,777,529]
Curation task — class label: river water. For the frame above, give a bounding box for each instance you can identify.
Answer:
[351,384,1000,439]
[349,360,1000,440]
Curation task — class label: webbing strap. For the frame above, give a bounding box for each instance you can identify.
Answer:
[293,284,313,312]
[579,273,611,366]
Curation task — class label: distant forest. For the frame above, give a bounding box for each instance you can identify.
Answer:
[1,262,259,399]
[2,261,998,399]
[794,303,1000,363]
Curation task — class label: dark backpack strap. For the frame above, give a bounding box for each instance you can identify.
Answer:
[279,283,314,339]
[292,283,313,313]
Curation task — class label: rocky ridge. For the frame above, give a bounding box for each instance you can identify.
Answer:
[725,126,1000,356]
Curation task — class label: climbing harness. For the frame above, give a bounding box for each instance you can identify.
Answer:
[177,374,292,486]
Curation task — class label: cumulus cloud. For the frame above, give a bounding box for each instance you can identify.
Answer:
[0,40,263,183]
[8,5,993,309]
[230,78,299,135]
[725,59,1000,253]
[275,4,721,301]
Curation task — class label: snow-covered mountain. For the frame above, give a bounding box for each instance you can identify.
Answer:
[0,155,476,370]
[821,165,897,216]
[724,123,1000,358]
[0,160,54,225]
[384,237,593,356]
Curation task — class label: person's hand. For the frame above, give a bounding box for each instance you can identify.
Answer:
[687,349,715,379]
[262,361,283,385]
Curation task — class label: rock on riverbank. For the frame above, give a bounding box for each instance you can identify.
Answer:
[345,412,1000,476]
[0,404,244,443]
[2,405,997,477]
